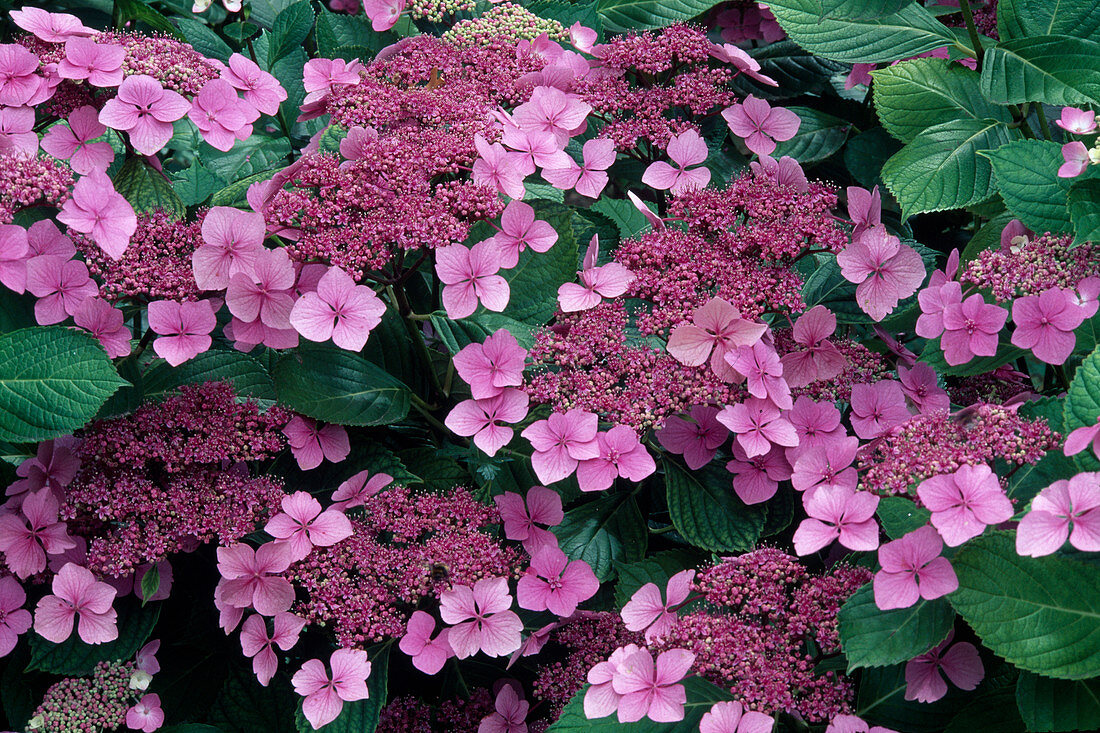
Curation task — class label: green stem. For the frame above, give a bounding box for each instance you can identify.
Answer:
[957,0,984,71]
[1035,104,1053,140]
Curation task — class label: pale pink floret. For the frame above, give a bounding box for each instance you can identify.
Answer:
[240,612,306,686]
[657,405,728,471]
[398,610,453,675]
[641,129,711,195]
[847,185,882,239]
[226,247,296,329]
[793,486,880,555]
[699,700,775,733]
[512,85,591,146]
[302,58,364,105]
[708,43,778,87]
[41,105,113,175]
[490,200,558,269]
[292,648,372,730]
[222,53,287,116]
[916,281,962,340]
[780,305,846,388]
[501,125,570,178]
[727,444,791,505]
[750,154,808,191]
[1010,287,1087,365]
[289,266,386,352]
[717,397,798,458]
[264,491,353,562]
[9,7,96,43]
[493,486,563,555]
[0,105,38,156]
[126,693,165,733]
[58,37,124,88]
[722,95,800,156]
[905,633,983,703]
[791,437,859,497]
[472,134,526,200]
[453,329,527,400]
[1056,107,1098,135]
[517,546,599,618]
[445,388,530,457]
[849,381,911,440]
[873,526,958,611]
[939,293,1007,365]
[437,241,510,319]
[1016,472,1100,557]
[1065,419,1100,461]
[479,684,529,733]
[584,644,639,719]
[0,575,32,658]
[825,714,899,733]
[916,464,1013,547]
[98,75,190,155]
[0,489,77,579]
[7,437,79,500]
[621,569,694,643]
[331,470,392,511]
[148,299,217,366]
[666,297,766,378]
[786,396,846,462]
[558,259,635,312]
[521,409,600,485]
[611,646,696,723]
[25,255,98,325]
[193,207,265,290]
[363,0,406,32]
[898,362,950,415]
[74,298,131,358]
[216,542,295,616]
[1058,141,1090,178]
[439,576,523,659]
[282,415,350,471]
[34,562,118,644]
[135,639,160,675]
[576,425,656,492]
[542,137,616,198]
[189,77,256,152]
[0,223,27,293]
[725,340,792,410]
[56,169,137,260]
[837,226,925,322]
[0,44,44,107]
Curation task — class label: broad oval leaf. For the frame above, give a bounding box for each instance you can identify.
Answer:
[113,157,185,219]
[1016,672,1100,732]
[553,491,647,582]
[1068,178,1100,248]
[998,0,1100,44]
[501,201,578,325]
[665,460,766,553]
[597,0,721,33]
[772,106,852,164]
[984,139,1074,235]
[144,349,275,403]
[981,35,1100,107]
[27,602,159,676]
[838,584,955,671]
[1065,346,1100,472]
[294,646,388,733]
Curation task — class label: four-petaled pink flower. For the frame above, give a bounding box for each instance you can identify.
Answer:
[302,58,363,105]
[25,255,98,325]
[904,632,983,703]
[837,226,925,322]
[517,545,599,618]
[725,340,792,410]
[1058,141,1090,178]
[1056,107,1098,135]
[793,486,880,555]
[282,415,350,471]
[521,409,600,485]
[8,437,79,500]
[222,53,288,116]
[898,362,949,414]
[940,293,1007,365]
[0,489,77,579]
[708,43,779,87]
[717,397,798,458]
[584,644,639,719]
[56,168,137,259]
[641,129,711,195]
[148,299,216,366]
[453,329,527,400]
[722,95,800,156]
[264,491,353,562]
[436,241,510,320]
[847,185,882,240]
[512,85,591,146]
[398,610,452,675]
[786,396,845,461]
[192,206,264,290]
[657,406,729,471]
[666,297,766,378]
[363,0,406,32]
[10,7,96,43]
[289,266,386,352]
[0,223,27,293]
[916,280,961,341]
[439,577,523,659]
[126,693,165,733]
[216,542,295,616]
[1010,287,1087,365]
[557,252,634,313]
[493,486,564,555]
[479,684,529,733]
[226,247,296,329]
[791,437,859,497]
[1065,418,1100,461]
[1016,472,1100,557]
[916,464,1013,547]
[472,134,526,199]
[98,74,190,155]
[34,562,118,644]
[292,648,372,730]
[849,380,911,439]
[58,37,124,88]
[543,137,616,198]
[74,297,131,358]
[873,526,959,610]
[576,425,656,492]
[727,444,791,505]
[41,105,114,175]
[445,388,530,457]
[699,700,775,733]
[189,77,257,152]
[621,569,694,643]
[240,612,306,686]
[780,305,846,388]
[490,200,558,269]
[0,44,45,106]
[0,575,32,658]
[611,646,696,723]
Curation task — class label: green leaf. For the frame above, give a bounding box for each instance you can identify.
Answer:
[317,124,348,155]
[614,550,697,608]
[554,491,647,581]
[268,1,315,68]
[113,157,185,219]
[249,0,297,29]
[139,564,160,604]
[766,0,954,63]
[844,127,903,189]
[881,118,1012,219]
[208,666,296,733]
[429,312,536,353]
[981,36,1100,107]
[144,350,276,403]
[876,496,933,539]
[590,197,650,241]
[983,139,1074,235]
[174,18,233,62]
[295,647,388,733]
[727,40,849,100]
[951,531,1100,680]
[547,676,737,731]
[824,0,912,18]
[998,0,1100,44]
[0,327,125,442]
[1065,346,1100,472]
[596,0,721,33]
[872,58,1011,144]
[27,602,159,676]
[1068,178,1100,246]
[502,201,578,325]
[171,162,222,208]
[315,8,384,61]
[771,106,851,164]
[1016,672,1100,732]
[919,338,1027,378]
[665,461,766,553]
[839,584,955,671]
[114,0,183,38]
[273,345,411,426]
[203,135,291,184]
[857,663,965,732]
[209,171,276,208]
[945,686,1026,733]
